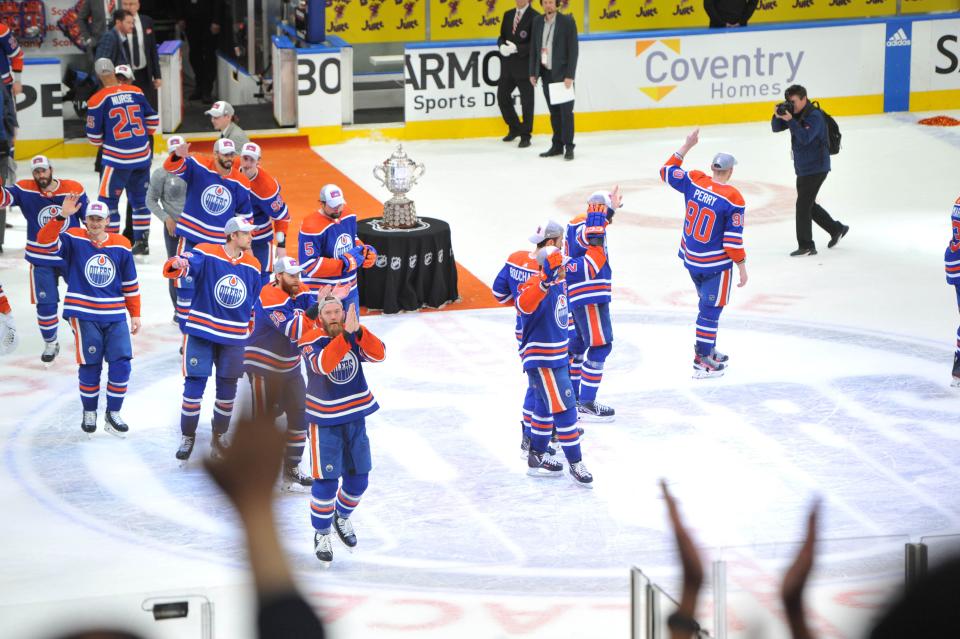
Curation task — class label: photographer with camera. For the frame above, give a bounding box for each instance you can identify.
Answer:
[772,84,849,257]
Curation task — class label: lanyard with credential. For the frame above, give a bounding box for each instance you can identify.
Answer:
[541,19,555,66]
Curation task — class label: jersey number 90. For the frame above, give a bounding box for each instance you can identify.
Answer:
[684,200,717,243]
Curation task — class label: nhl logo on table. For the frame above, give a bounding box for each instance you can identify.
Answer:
[390,256,401,271]
[214,275,247,309]
[375,255,387,268]
[409,254,417,268]
[424,252,433,266]
[84,254,116,288]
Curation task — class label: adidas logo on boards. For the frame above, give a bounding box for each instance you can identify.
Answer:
[886,27,911,47]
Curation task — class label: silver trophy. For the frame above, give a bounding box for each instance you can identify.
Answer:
[373,145,425,229]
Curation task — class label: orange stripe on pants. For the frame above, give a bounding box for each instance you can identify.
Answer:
[587,305,605,346]
[70,317,85,365]
[98,166,113,198]
[538,368,563,413]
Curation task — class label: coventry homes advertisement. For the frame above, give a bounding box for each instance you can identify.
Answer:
[404,24,885,121]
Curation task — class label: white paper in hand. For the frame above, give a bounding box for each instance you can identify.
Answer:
[548,81,575,105]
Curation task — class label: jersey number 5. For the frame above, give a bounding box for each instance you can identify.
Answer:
[108,105,146,141]
[684,200,717,243]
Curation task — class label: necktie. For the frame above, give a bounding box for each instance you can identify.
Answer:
[131,24,141,68]
[513,9,521,34]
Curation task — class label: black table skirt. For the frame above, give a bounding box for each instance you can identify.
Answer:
[357,217,459,314]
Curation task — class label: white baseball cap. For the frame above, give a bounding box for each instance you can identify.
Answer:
[320,184,346,209]
[214,138,237,155]
[223,216,256,235]
[205,101,235,117]
[587,191,613,209]
[85,202,110,218]
[30,155,51,171]
[94,58,114,75]
[114,64,133,80]
[240,142,261,159]
[528,219,565,244]
[711,152,737,171]
[273,256,305,276]
[167,135,185,149]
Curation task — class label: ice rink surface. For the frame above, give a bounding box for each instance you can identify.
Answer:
[1,112,960,639]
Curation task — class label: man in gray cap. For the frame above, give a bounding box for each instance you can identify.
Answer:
[659,128,748,379]
[206,101,250,148]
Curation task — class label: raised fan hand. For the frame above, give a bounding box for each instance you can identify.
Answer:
[610,185,623,210]
[174,142,191,158]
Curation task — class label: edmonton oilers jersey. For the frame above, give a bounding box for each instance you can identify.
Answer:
[300,326,386,426]
[492,249,539,343]
[170,243,262,344]
[164,155,252,245]
[1,179,89,266]
[85,84,159,169]
[516,278,569,371]
[246,167,290,243]
[660,153,746,275]
[244,284,314,376]
[947,196,960,285]
[0,23,23,85]
[565,214,612,308]
[37,219,140,323]
[298,212,363,291]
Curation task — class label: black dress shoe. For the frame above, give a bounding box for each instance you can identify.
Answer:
[828,224,849,248]
[539,147,563,158]
[564,148,574,161]
[789,247,818,256]
[518,138,531,148]
[502,132,520,142]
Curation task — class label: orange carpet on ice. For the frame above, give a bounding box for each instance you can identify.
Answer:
[189,136,497,312]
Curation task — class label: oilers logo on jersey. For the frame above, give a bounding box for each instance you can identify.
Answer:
[201,185,233,216]
[555,293,568,330]
[85,255,117,288]
[333,233,353,258]
[38,205,62,227]
[328,350,360,385]
[215,275,247,309]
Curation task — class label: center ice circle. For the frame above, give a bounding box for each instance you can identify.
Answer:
[9,310,956,595]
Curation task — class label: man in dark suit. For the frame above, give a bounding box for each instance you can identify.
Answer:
[95,10,133,68]
[121,0,162,109]
[78,0,116,54]
[497,0,538,148]
[529,0,578,160]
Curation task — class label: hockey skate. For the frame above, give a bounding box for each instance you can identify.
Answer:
[175,435,195,462]
[41,340,59,365]
[104,411,129,438]
[527,450,563,477]
[81,411,97,435]
[314,531,333,568]
[282,463,313,491]
[520,434,556,459]
[334,515,357,552]
[952,353,960,388]
[209,433,229,460]
[693,352,726,379]
[577,401,615,423]
[568,461,594,489]
[711,348,729,363]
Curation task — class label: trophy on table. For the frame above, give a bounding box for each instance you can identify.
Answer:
[373,145,426,230]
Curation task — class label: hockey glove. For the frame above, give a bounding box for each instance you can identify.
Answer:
[0,313,18,356]
[585,210,607,245]
[361,244,378,268]
[538,246,566,286]
[340,247,364,273]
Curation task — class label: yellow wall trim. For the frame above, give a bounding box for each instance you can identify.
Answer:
[909,89,960,112]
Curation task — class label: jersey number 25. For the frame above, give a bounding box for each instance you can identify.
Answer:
[108,105,146,141]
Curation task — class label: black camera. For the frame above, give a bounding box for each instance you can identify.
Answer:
[775,101,793,116]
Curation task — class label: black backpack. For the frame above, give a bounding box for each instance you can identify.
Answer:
[812,101,841,155]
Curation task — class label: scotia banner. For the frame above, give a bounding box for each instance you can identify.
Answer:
[907,17,960,110]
